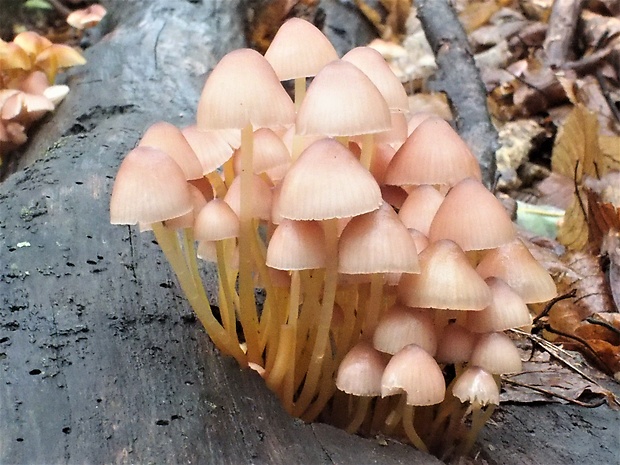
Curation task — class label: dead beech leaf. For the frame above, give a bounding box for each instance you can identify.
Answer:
[551,104,602,182]
[557,192,589,251]
[458,0,501,33]
[599,135,620,172]
[501,350,611,404]
[551,105,613,250]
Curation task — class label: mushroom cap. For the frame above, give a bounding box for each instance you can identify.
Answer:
[296,60,392,137]
[469,332,523,374]
[181,125,237,175]
[336,340,388,397]
[428,178,516,251]
[452,367,499,407]
[139,121,203,180]
[398,185,445,236]
[398,239,492,310]
[232,127,291,175]
[384,117,482,187]
[66,4,107,30]
[110,146,192,225]
[435,323,476,364]
[278,138,382,221]
[476,238,557,303]
[342,46,409,112]
[467,277,533,333]
[194,198,239,241]
[373,304,437,355]
[266,219,326,270]
[381,344,446,406]
[338,203,420,274]
[264,18,338,80]
[223,174,273,221]
[165,183,209,230]
[197,48,295,130]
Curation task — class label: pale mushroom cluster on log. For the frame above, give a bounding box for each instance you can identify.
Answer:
[110,17,558,459]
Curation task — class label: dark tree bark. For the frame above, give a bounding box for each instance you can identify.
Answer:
[0,1,618,464]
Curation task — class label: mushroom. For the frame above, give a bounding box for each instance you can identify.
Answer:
[336,340,388,433]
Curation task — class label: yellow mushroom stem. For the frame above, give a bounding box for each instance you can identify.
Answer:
[359,133,375,170]
[215,238,240,345]
[293,218,339,416]
[151,222,246,365]
[238,123,261,365]
[459,404,496,456]
[345,396,373,434]
[402,404,429,453]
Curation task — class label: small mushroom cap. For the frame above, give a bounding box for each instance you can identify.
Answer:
[373,305,437,355]
[278,138,382,221]
[336,340,388,397]
[476,238,557,303]
[435,323,476,364]
[428,178,516,251]
[381,344,446,406]
[452,367,499,406]
[342,46,409,112]
[181,125,237,175]
[384,117,482,187]
[266,219,326,270]
[467,277,533,333]
[110,146,192,225]
[232,127,291,175]
[139,121,203,180]
[264,18,338,80]
[67,4,107,30]
[296,60,392,137]
[197,48,295,130]
[194,198,239,241]
[223,174,273,221]
[398,239,492,310]
[338,203,420,274]
[398,185,445,236]
[469,332,523,374]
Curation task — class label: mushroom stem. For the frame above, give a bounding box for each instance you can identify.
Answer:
[206,172,227,198]
[294,77,307,111]
[294,218,339,416]
[346,396,372,434]
[362,273,384,336]
[359,133,375,170]
[459,404,496,456]
[266,324,296,394]
[216,238,240,344]
[402,404,429,453]
[238,123,261,364]
[152,222,246,365]
[281,270,301,411]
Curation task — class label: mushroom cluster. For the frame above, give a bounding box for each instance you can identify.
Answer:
[110,18,557,458]
[0,31,86,158]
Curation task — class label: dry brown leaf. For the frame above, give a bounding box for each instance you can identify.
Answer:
[458,0,502,33]
[599,135,620,171]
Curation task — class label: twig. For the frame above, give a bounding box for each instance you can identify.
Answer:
[502,377,607,407]
[532,289,577,325]
[509,328,600,386]
[595,69,620,124]
[585,316,620,337]
[542,323,613,376]
[47,0,72,17]
[543,0,587,69]
[413,0,498,189]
